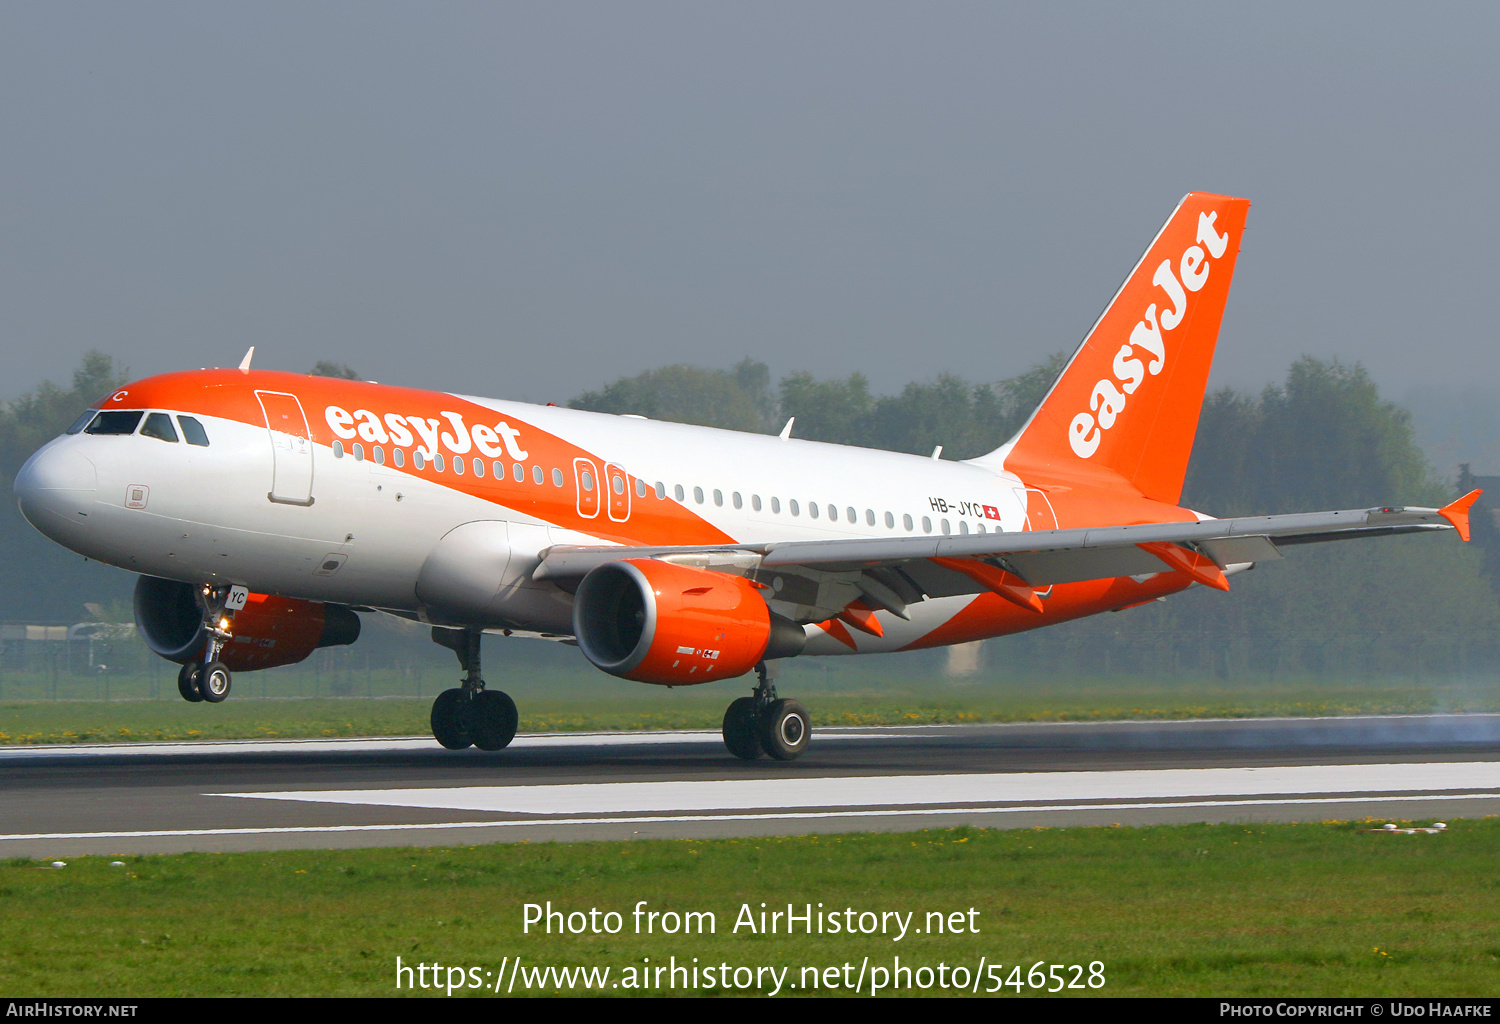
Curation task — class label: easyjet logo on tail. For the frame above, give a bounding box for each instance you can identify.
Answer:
[1068,211,1232,459]
[324,405,529,461]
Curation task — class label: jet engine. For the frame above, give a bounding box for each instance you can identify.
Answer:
[133,575,361,672]
[572,558,804,686]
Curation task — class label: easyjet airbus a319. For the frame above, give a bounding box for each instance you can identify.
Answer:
[14,193,1479,760]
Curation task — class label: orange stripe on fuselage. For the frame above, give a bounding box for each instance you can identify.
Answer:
[103,370,735,547]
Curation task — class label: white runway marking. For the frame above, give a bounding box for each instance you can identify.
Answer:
[217,762,1500,816]
[4,793,1498,844]
[0,729,902,761]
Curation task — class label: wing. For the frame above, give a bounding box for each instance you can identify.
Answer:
[532,491,1481,624]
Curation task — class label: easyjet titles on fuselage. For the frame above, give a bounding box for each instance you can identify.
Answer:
[323,404,530,463]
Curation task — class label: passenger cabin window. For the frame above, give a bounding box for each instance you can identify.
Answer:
[374,447,386,465]
[752,495,762,511]
[514,463,525,482]
[808,502,819,519]
[66,410,97,435]
[771,497,780,513]
[693,486,704,504]
[789,499,800,516]
[675,484,685,501]
[353,442,365,462]
[865,509,875,526]
[552,468,564,486]
[636,479,647,498]
[885,511,895,528]
[655,481,666,499]
[393,448,405,468]
[141,413,179,443]
[535,466,545,485]
[471,457,482,476]
[903,513,914,531]
[449,451,460,473]
[732,492,743,509]
[433,453,446,472]
[85,411,143,435]
[413,451,426,469]
[332,440,345,458]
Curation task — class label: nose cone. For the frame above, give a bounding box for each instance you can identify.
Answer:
[15,443,98,543]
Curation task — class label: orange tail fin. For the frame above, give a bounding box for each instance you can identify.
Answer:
[992,192,1250,504]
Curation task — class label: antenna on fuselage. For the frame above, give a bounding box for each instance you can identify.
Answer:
[779,417,795,439]
[237,347,255,373]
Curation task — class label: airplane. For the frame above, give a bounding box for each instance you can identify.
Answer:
[13,192,1480,761]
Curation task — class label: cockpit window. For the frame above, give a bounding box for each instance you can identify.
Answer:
[141,413,179,443]
[66,410,97,435]
[85,411,144,435]
[177,416,210,447]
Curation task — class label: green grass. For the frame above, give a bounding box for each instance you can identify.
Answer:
[1,677,1498,745]
[3,820,1498,996]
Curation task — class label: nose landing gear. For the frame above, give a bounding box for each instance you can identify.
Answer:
[429,627,519,752]
[722,662,810,761]
[176,584,239,703]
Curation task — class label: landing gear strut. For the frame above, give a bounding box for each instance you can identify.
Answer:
[722,661,810,761]
[429,627,518,752]
[177,584,237,704]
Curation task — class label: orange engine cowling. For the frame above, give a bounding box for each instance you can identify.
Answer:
[133,575,361,671]
[572,559,803,686]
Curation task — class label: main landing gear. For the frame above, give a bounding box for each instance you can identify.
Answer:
[722,662,810,761]
[177,585,236,704]
[429,627,518,752]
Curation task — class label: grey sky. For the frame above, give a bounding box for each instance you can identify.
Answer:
[3,3,1496,409]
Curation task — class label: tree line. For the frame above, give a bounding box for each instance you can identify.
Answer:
[1,351,1492,681]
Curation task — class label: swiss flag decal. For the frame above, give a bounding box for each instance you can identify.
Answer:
[982,505,1001,520]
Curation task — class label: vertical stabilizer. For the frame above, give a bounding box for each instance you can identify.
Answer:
[990,192,1250,504]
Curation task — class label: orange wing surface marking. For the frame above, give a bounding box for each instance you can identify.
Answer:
[816,617,858,650]
[1439,489,1482,542]
[837,600,884,638]
[929,556,1044,613]
[1136,541,1230,591]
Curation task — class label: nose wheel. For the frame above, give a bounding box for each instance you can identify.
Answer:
[177,662,204,702]
[429,627,518,751]
[722,662,810,761]
[175,584,241,703]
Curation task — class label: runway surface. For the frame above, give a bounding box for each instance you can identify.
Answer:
[3,714,1498,856]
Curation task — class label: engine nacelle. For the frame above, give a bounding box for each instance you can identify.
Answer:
[573,559,804,686]
[133,575,361,671]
